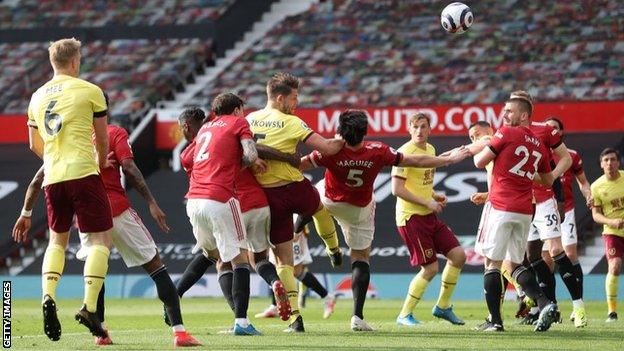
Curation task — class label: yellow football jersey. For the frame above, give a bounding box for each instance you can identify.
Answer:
[392,141,436,226]
[246,108,313,186]
[591,170,624,237]
[27,75,107,186]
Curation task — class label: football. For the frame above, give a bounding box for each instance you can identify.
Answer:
[440,2,473,34]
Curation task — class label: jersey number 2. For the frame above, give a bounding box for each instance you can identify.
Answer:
[195,132,213,162]
[509,145,542,180]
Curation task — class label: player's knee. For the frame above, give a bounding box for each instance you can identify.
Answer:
[447,247,466,267]
[420,264,438,280]
[293,264,304,277]
[217,259,232,273]
[564,246,578,262]
[608,259,622,275]
[142,253,163,274]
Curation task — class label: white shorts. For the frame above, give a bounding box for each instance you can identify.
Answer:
[321,195,375,250]
[186,197,246,263]
[77,208,157,268]
[543,209,577,251]
[243,206,271,253]
[528,197,562,242]
[475,205,532,264]
[292,233,313,266]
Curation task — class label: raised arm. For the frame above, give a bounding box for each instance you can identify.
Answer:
[574,171,593,207]
[399,146,470,168]
[304,133,345,156]
[121,159,170,233]
[474,146,496,169]
[551,143,572,179]
[12,166,45,243]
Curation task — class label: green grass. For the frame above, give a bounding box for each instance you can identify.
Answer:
[9,297,624,350]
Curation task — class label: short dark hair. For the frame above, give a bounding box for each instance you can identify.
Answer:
[600,147,620,161]
[468,120,491,130]
[211,92,243,116]
[545,116,564,131]
[409,112,430,127]
[337,110,368,146]
[179,106,206,124]
[267,72,299,99]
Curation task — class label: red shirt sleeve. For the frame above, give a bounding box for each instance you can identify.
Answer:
[488,127,508,155]
[381,144,402,166]
[309,150,327,167]
[236,118,254,141]
[547,125,563,149]
[572,152,584,175]
[112,127,133,163]
[537,144,552,173]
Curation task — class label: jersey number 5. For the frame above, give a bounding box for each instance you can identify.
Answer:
[195,132,212,162]
[509,145,542,180]
[346,169,364,187]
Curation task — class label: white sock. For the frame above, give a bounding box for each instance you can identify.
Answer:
[172,324,185,332]
[572,299,584,310]
[235,318,249,328]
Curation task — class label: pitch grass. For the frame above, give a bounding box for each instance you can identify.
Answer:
[10,297,624,350]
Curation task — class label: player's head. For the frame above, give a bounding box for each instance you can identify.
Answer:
[408,112,431,144]
[266,72,299,115]
[48,38,82,76]
[468,120,493,143]
[503,91,533,127]
[337,110,368,146]
[599,148,621,176]
[545,117,564,135]
[211,92,244,117]
[178,106,206,142]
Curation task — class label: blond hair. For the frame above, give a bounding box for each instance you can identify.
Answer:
[408,112,431,126]
[508,90,534,116]
[48,38,81,69]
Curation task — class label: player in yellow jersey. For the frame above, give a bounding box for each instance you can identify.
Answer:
[26,38,113,341]
[246,72,344,332]
[392,113,466,326]
[591,148,624,323]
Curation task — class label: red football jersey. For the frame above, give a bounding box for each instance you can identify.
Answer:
[309,141,402,207]
[557,149,584,212]
[236,168,269,212]
[180,140,196,178]
[488,126,552,215]
[97,125,133,217]
[530,122,563,203]
[186,115,253,202]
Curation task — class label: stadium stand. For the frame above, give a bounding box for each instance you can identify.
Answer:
[0,0,235,28]
[189,0,624,108]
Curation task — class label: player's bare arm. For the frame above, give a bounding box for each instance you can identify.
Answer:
[241,138,259,167]
[12,165,44,243]
[473,146,496,169]
[93,115,111,169]
[534,171,555,187]
[574,171,593,207]
[551,143,572,179]
[121,159,170,233]
[28,125,44,159]
[256,143,300,167]
[592,205,624,229]
[391,176,443,214]
[304,132,345,156]
[400,146,470,168]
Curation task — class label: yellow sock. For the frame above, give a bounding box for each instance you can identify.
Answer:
[436,264,461,309]
[502,268,521,294]
[606,273,619,314]
[277,265,299,322]
[312,207,339,250]
[298,280,307,297]
[399,273,430,318]
[83,245,110,312]
[42,244,65,301]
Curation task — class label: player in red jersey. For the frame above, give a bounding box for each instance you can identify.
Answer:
[183,92,267,335]
[176,106,294,328]
[299,110,471,331]
[13,122,201,347]
[473,97,559,332]
[543,117,592,324]
[508,91,585,326]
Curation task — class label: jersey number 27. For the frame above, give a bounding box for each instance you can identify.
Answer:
[509,145,542,180]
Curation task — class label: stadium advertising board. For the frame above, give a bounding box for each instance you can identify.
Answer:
[150,101,624,149]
